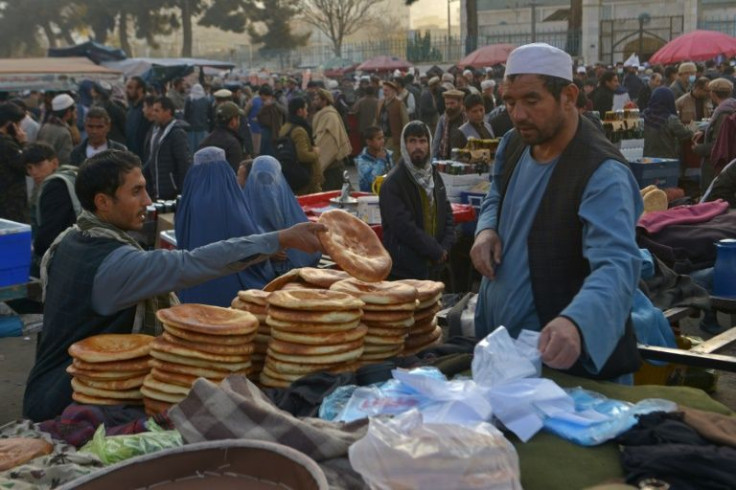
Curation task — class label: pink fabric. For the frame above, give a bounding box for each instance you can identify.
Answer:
[637,199,730,234]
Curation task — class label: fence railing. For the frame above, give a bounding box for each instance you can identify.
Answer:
[699,16,736,37]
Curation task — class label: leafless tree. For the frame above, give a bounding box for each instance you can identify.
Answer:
[300,0,383,57]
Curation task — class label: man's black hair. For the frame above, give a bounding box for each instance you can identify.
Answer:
[365,86,377,97]
[129,76,147,92]
[463,93,484,109]
[664,66,678,79]
[143,94,156,107]
[362,125,383,143]
[76,150,141,212]
[0,101,26,126]
[306,81,319,89]
[506,74,572,101]
[288,96,307,117]
[599,70,618,87]
[86,106,111,122]
[403,121,430,142]
[22,142,56,165]
[154,96,176,115]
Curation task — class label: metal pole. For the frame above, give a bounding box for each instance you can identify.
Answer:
[447,0,451,62]
[530,2,537,43]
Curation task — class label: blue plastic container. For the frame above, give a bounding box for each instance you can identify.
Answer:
[714,239,736,298]
[629,158,679,189]
[0,219,32,288]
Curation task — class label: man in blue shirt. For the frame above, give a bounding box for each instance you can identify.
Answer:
[470,43,643,380]
[354,126,393,192]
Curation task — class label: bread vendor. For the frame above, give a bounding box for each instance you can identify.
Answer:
[23,149,325,422]
[470,43,644,382]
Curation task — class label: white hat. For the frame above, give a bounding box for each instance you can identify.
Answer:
[51,93,75,111]
[463,69,473,78]
[576,66,587,74]
[325,79,338,90]
[506,43,573,82]
[480,80,495,90]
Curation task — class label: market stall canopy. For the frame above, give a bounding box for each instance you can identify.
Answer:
[0,57,122,92]
[48,41,126,64]
[457,43,516,69]
[102,57,235,78]
[357,55,412,72]
[649,30,736,64]
[322,57,358,78]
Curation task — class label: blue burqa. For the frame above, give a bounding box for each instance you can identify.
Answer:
[175,147,275,306]
[243,155,321,274]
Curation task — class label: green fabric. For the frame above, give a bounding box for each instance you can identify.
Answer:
[417,186,437,239]
[514,368,734,490]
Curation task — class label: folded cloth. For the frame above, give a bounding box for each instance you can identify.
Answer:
[680,406,736,449]
[637,200,729,234]
[169,375,369,488]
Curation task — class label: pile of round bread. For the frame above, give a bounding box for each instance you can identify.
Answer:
[67,333,153,407]
[259,289,367,388]
[330,278,419,362]
[397,279,445,355]
[231,289,271,377]
[145,304,258,415]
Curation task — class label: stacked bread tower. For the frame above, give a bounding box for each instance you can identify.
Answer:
[260,289,366,388]
[397,279,445,355]
[231,289,271,377]
[262,267,351,292]
[67,334,154,407]
[144,304,258,414]
[330,278,419,362]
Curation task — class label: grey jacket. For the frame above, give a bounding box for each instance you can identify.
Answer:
[37,121,73,165]
[643,115,693,160]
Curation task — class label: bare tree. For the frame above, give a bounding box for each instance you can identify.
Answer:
[300,0,383,57]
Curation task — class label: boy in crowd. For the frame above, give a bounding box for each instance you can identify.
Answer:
[354,126,394,192]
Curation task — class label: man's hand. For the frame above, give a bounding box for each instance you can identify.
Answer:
[538,317,582,370]
[278,222,326,254]
[470,229,503,279]
[692,131,704,144]
[271,250,288,261]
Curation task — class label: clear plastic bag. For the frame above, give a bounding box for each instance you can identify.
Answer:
[348,410,522,490]
[79,420,183,464]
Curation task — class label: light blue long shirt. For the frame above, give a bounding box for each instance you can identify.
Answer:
[474,131,644,374]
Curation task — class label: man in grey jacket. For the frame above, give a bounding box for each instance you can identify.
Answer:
[37,94,76,165]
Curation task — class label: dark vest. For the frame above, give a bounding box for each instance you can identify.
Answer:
[499,116,641,380]
[23,232,137,422]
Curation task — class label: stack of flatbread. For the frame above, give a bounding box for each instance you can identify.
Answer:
[397,279,445,355]
[640,184,668,213]
[145,304,258,415]
[67,334,154,407]
[231,289,271,377]
[330,279,419,363]
[261,289,366,388]
[263,267,351,292]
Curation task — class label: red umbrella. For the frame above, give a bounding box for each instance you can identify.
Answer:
[649,30,736,64]
[357,56,411,72]
[457,43,516,68]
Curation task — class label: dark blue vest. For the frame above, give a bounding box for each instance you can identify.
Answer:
[23,231,136,422]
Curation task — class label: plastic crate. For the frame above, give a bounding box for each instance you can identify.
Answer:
[629,158,679,189]
[459,191,485,235]
[0,219,31,287]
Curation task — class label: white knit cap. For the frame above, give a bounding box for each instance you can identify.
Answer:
[505,43,573,82]
[480,80,495,90]
[51,94,75,111]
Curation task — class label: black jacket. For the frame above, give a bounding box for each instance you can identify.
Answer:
[143,120,191,200]
[379,160,456,279]
[70,138,127,166]
[199,126,243,173]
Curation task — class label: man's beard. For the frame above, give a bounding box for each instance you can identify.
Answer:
[410,151,428,167]
[446,107,461,118]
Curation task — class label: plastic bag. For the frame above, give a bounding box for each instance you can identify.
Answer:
[472,326,541,387]
[348,410,522,490]
[79,420,183,464]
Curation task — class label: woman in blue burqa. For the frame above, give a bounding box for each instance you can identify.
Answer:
[243,155,321,274]
[175,147,275,306]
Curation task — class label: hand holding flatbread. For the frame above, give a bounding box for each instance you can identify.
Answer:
[278,222,327,254]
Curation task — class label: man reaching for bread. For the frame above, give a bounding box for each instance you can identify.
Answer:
[470,43,644,382]
[23,149,325,422]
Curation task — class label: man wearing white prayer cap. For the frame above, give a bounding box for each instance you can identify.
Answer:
[470,43,644,382]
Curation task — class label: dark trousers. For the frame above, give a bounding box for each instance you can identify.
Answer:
[322,159,347,191]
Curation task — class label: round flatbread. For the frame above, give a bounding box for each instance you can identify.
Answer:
[163,324,255,346]
[261,365,305,382]
[66,364,149,380]
[298,268,351,288]
[236,289,271,306]
[140,384,187,404]
[317,209,391,282]
[72,391,142,406]
[259,372,291,388]
[362,301,418,312]
[143,374,191,395]
[268,289,364,311]
[395,279,445,301]
[405,326,443,349]
[262,268,302,292]
[267,307,361,325]
[361,346,403,360]
[161,332,255,356]
[410,318,438,336]
[363,317,415,330]
[149,349,252,372]
[72,374,146,391]
[151,368,201,387]
[266,317,361,334]
[71,377,143,400]
[364,333,406,346]
[143,397,172,415]
[363,326,410,337]
[71,356,151,372]
[265,358,343,375]
[149,359,231,378]
[363,342,404,353]
[417,293,443,310]
[267,346,363,365]
[414,302,441,322]
[156,304,258,336]
[281,282,323,291]
[0,438,54,471]
[269,337,364,356]
[152,337,253,363]
[362,309,415,323]
[68,334,154,363]
[231,300,268,318]
[270,325,367,345]
[330,279,418,305]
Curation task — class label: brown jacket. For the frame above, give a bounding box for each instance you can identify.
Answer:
[374,97,409,150]
[676,92,713,124]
